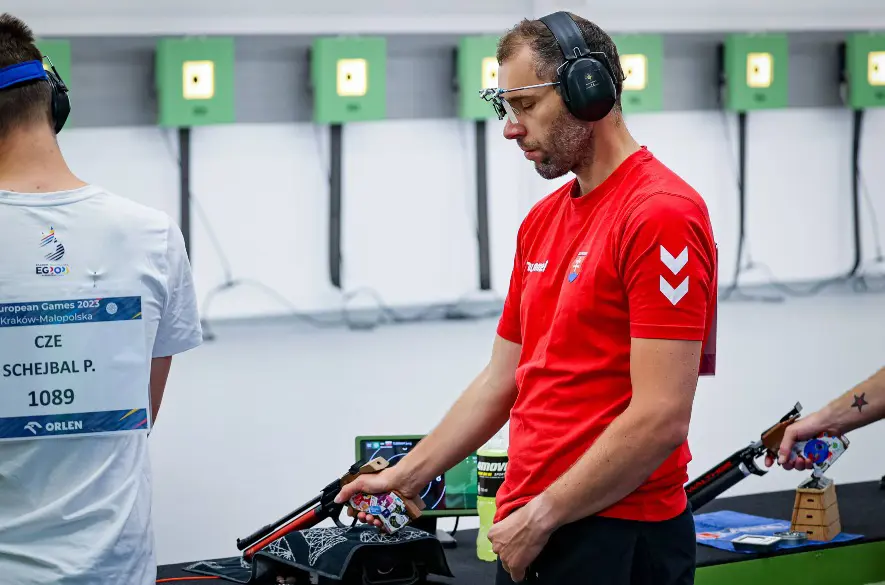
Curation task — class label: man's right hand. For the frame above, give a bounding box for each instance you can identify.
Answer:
[334,468,422,529]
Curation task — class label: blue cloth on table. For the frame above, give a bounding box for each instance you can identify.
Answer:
[693,510,863,554]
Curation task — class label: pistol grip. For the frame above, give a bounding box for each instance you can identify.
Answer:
[348,490,422,534]
[761,419,795,454]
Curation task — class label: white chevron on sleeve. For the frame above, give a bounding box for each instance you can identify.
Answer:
[660,245,688,275]
[660,275,689,305]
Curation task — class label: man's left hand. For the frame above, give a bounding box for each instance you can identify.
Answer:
[487,496,556,582]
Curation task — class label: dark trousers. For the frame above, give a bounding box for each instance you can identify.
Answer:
[495,505,696,585]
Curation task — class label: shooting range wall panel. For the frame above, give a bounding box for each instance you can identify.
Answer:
[235,35,314,123]
[57,31,852,129]
[68,37,159,128]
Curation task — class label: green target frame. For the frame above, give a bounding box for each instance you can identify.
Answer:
[311,36,387,124]
[155,37,236,127]
[844,33,885,109]
[613,34,664,113]
[722,33,790,112]
[456,35,501,120]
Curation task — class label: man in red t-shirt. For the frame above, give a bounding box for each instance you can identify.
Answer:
[337,11,717,585]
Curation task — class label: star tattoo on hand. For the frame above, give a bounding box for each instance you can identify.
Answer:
[851,393,868,413]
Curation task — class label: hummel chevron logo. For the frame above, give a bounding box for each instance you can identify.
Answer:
[660,245,689,305]
[660,245,688,274]
[660,275,689,305]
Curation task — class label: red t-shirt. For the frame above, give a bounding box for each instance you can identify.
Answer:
[494,147,718,524]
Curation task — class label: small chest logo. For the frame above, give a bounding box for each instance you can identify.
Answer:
[567,251,588,283]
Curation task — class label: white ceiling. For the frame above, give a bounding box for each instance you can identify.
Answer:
[6,0,885,36]
[541,0,885,33]
[6,0,536,36]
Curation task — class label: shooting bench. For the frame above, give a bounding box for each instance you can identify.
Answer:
[158,479,885,585]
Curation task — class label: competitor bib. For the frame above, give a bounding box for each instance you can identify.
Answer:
[0,295,150,441]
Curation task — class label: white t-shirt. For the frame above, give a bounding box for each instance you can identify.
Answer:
[0,185,202,585]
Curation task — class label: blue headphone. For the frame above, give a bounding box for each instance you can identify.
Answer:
[0,58,70,133]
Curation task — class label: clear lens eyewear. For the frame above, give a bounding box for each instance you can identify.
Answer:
[479,82,559,124]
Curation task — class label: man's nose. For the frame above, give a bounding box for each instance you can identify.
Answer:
[503,118,525,140]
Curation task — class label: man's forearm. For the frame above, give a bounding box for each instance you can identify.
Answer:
[537,406,688,531]
[819,366,885,434]
[398,366,515,492]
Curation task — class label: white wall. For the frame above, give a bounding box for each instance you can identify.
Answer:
[58,127,180,221]
[58,107,885,321]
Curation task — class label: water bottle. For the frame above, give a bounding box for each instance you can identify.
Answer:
[476,424,509,562]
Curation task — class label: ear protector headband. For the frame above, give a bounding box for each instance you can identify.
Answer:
[538,11,618,122]
[0,58,71,134]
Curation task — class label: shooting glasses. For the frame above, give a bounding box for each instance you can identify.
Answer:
[479,81,559,124]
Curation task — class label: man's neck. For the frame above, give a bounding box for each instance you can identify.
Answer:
[0,126,86,194]
[573,117,642,197]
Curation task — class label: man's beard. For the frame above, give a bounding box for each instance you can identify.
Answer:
[527,109,595,180]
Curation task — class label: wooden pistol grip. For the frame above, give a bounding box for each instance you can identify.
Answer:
[341,457,390,486]
[360,457,389,474]
[394,490,425,519]
[761,419,796,452]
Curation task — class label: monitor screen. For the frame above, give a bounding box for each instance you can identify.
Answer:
[355,436,477,517]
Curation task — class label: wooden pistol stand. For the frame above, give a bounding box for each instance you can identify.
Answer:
[760,410,842,541]
[791,475,842,541]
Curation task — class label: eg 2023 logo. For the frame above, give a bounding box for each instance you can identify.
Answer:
[36,227,70,277]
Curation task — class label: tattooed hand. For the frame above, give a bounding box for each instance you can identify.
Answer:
[765,377,883,472]
[764,410,838,471]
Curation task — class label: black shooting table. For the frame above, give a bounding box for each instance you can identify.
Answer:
[157,480,885,585]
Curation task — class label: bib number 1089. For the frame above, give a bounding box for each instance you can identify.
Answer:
[29,389,75,407]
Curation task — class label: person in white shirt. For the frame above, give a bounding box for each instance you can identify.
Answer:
[0,13,202,585]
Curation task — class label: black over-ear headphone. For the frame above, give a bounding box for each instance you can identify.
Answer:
[539,11,619,122]
[0,58,71,134]
[45,60,71,134]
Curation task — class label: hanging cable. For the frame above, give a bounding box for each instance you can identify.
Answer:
[718,112,782,303]
[849,108,865,276]
[754,105,872,297]
[717,108,877,301]
[160,129,503,338]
